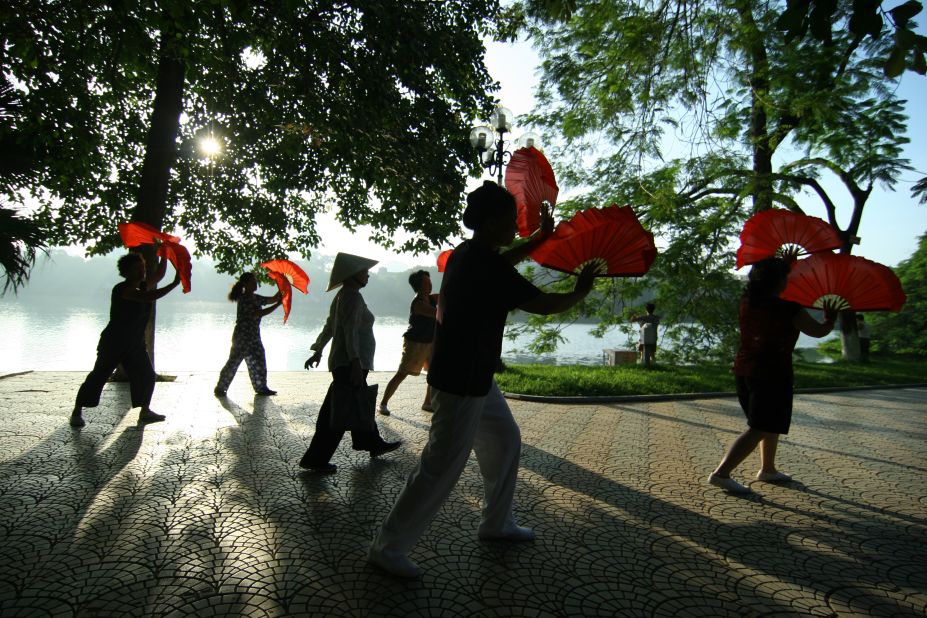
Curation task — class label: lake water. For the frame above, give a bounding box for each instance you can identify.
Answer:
[0,300,831,373]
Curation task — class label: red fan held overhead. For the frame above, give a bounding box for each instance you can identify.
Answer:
[736,209,842,269]
[261,259,310,323]
[530,205,657,277]
[504,146,559,238]
[118,221,192,293]
[436,249,453,273]
[781,253,905,312]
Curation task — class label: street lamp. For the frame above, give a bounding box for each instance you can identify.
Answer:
[470,106,541,185]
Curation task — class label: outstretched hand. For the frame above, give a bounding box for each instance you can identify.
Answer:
[304,350,322,370]
[574,264,597,296]
[539,202,555,236]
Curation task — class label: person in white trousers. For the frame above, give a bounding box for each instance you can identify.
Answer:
[367,181,597,578]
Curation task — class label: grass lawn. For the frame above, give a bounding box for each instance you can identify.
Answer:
[495,357,927,397]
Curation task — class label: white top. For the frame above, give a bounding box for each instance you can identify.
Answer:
[311,287,376,371]
[634,314,660,345]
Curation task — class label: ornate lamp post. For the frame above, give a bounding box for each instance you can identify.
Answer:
[469,106,540,185]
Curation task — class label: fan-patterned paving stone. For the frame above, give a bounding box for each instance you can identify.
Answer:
[0,371,924,616]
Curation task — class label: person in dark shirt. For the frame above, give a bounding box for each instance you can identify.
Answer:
[379,270,438,416]
[214,273,283,397]
[71,252,182,428]
[708,257,836,493]
[367,181,596,578]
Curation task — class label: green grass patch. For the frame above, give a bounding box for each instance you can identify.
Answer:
[495,358,927,397]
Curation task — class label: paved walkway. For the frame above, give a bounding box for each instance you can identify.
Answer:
[0,371,924,617]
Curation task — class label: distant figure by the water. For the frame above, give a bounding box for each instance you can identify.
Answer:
[71,252,182,428]
[299,252,401,473]
[367,181,597,578]
[856,314,870,362]
[631,302,660,366]
[214,273,282,397]
[708,257,836,494]
[379,270,438,416]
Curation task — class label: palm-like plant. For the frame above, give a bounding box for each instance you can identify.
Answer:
[1,77,46,294]
[0,206,46,294]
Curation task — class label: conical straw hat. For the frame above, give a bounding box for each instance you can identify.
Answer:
[327,252,379,291]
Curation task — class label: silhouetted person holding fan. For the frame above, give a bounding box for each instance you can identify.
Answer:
[367,181,596,578]
[71,252,182,428]
[708,257,836,493]
[214,273,282,397]
[299,252,401,473]
[379,270,438,416]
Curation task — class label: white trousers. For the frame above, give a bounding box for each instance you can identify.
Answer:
[371,381,522,554]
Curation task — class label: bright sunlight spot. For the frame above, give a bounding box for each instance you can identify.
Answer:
[199,135,223,158]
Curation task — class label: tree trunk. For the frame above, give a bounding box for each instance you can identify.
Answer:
[131,34,186,372]
[839,312,861,362]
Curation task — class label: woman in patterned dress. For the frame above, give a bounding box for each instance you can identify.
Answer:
[214,273,282,397]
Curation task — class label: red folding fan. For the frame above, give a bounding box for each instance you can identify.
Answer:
[261,259,310,323]
[118,221,181,247]
[156,241,192,293]
[119,221,191,292]
[530,204,657,277]
[736,209,842,269]
[781,253,906,312]
[504,146,559,238]
[436,249,453,273]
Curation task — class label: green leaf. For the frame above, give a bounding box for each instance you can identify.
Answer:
[889,0,923,28]
[884,45,907,77]
[913,50,926,75]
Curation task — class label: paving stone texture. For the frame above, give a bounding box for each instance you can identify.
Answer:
[0,371,924,617]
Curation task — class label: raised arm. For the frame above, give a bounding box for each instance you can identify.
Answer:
[793,303,837,338]
[123,269,180,302]
[501,203,555,265]
[145,255,169,288]
[518,265,596,315]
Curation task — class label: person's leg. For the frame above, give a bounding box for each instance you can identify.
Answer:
[713,428,767,478]
[369,389,486,573]
[379,371,408,415]
[72,344,123,427]
[121,346,162,422]
[759,435,780,474]
[421,384,433,411]
[244,341,272,393]
[472,382,531,539]
[299,378,347,469]
[216,344,245,394]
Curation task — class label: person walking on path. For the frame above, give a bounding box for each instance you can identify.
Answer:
[367,181,596,578]
[214,273,282,397]
[856,314,871,362]
[708,257,836,494]
[379,270,438,416]
[631,302,660,366]
[71,252,182,428]
[298,252,401,473]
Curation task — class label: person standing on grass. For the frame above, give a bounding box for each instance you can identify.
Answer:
[71,252,182,428]
[214,273,282,397]
[379,270,438,416]
[367,181,596,578]
[856,314,871,362]
[708,257,836,494]
[631,302,660,366]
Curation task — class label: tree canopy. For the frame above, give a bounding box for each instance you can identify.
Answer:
[1,0,501,273]
[868,232,927,356]
[505,0,917,360]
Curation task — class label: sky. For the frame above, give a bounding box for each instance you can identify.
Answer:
[315,34,927,271]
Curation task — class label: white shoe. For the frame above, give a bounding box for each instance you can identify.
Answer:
[367,547,422,578]
[708,473,752,494]
[478,525,536,542]
[756,471,792,483]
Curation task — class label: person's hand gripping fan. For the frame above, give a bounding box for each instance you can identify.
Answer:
[118,221,192,292]
[261,259,310,323]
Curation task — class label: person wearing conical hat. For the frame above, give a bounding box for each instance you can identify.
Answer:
[298,252,401,472]
[368,181,597,578]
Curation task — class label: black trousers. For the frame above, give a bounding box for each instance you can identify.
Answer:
[76,339,155,409]
[300,366,382,466]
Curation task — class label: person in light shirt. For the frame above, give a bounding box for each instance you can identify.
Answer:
[298,252,401,473]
